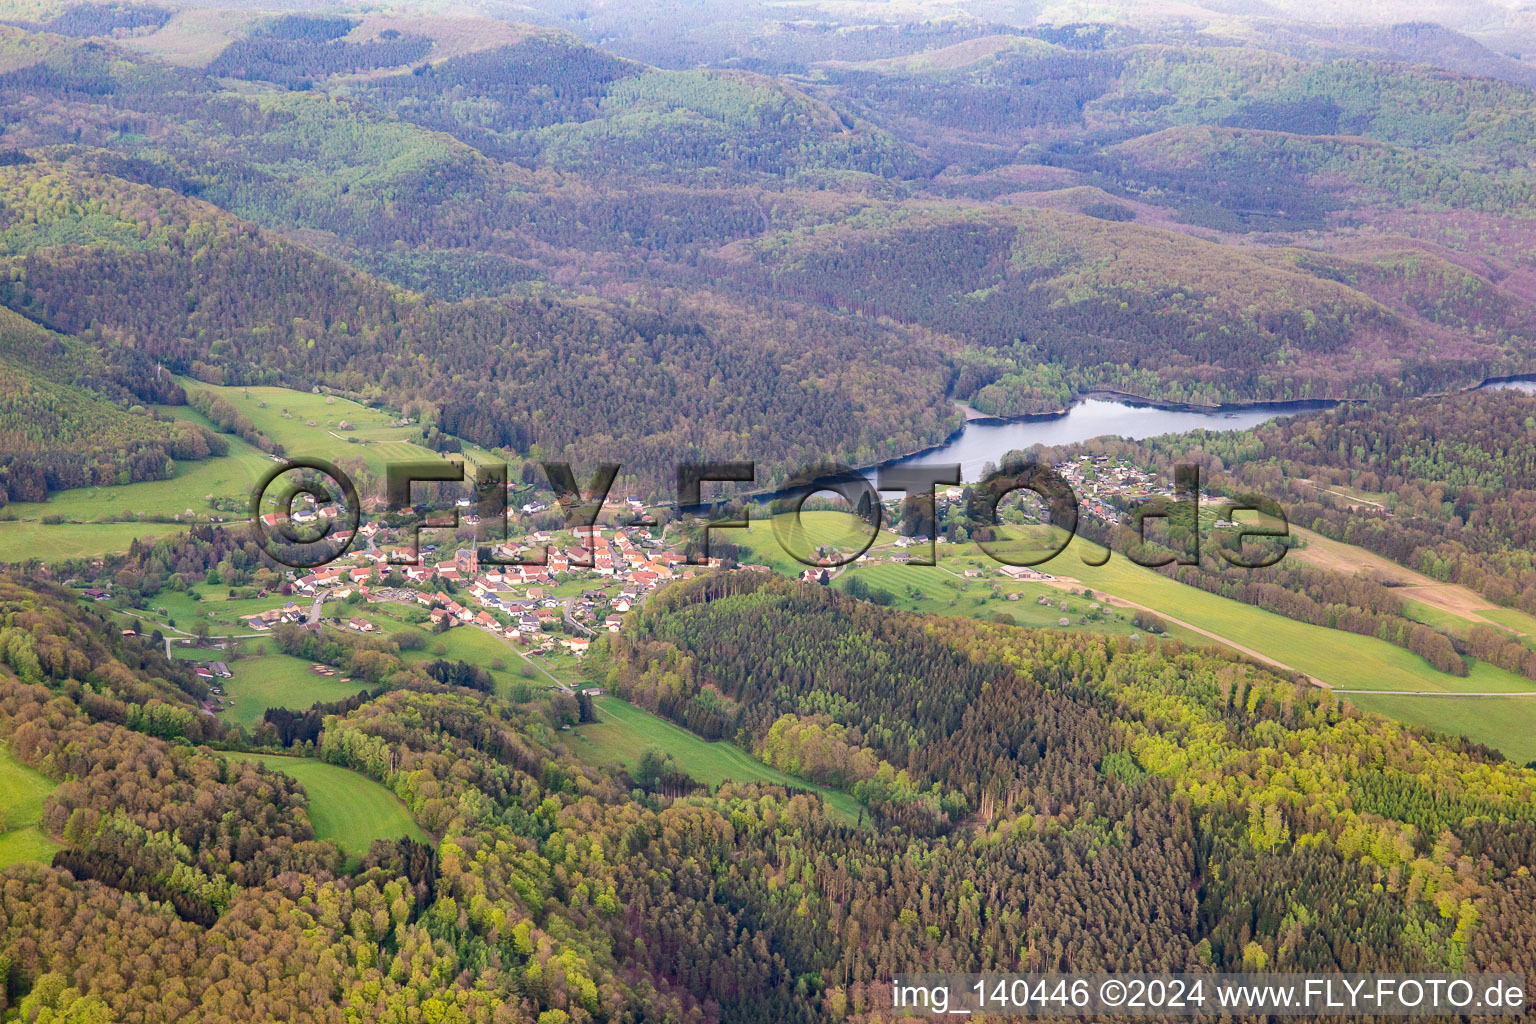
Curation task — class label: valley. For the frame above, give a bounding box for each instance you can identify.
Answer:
[0,2,1533,1020]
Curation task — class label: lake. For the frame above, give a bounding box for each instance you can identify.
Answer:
[875,396,1337,483]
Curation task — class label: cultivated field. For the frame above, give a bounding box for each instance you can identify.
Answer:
[1289,526,1520,632]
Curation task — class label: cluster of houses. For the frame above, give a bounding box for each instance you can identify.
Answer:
[274,523,710,658]
[191,661,231,700]
[239,602,308,630]
[1054,456,1169,524]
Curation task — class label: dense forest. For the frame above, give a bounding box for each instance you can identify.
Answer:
[1,12,1536,498]
[0,570,1534,1021]
[0,5,1535,1019]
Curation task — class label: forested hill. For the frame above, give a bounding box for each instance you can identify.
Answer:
[0,307,225,502]
[2,14,1536,497]
[0,153,958,493]
[0,567,1533,1020]
[600,574,1536,983]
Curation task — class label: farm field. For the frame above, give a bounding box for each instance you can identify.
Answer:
[1287,526,1516,631]
[572,696,863,823]
[218,652,367,732]
[0,743,60,868]
[225,753,427,859]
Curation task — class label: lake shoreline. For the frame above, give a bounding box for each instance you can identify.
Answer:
[853,370,1536,488]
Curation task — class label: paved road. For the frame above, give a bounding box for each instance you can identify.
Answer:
[562,597,593,637]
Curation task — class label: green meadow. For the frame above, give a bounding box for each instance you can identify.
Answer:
[225,753,426,859]
[571,695,863,823]
[0,519,189,562]
[2,380,502,563]
[217,652,367,732]
[148,587,296,632]
[832,559,1208,643]
[1341,692,1536,765]
[180,381,505,475]
[738,512,1536,764]
[953,527,1536,695]
[0,743,60,868]
[731,508,900,575]
[352,602,541,699]
[1478,606,1536,641]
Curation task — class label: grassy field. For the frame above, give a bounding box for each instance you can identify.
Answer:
[1479,607,1536,639]
[572,696,863,823]
[831,559,1212,644]
[355,603,541,699]
[5,432,273,526]
[218,652,368,732]
[992,532,1536,761]
[958,529,1536,695]
[3,380,502,563]
[0,404,266,562]
[226,753,426,859]
[0,743,60,868]
[1342,693,1536,765]
[735,512,1536,762]
[1287,526,1521,634]
[181,381,504,475]
[1400,598,1475,638]
[731,509,901,576]
[146,586,300,635]
[0,519,190,562]
[738,515,1536,692]
[166,636,265,659]
[119,7,264,66]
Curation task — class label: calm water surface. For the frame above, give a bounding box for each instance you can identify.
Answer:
[877,397,1336,483]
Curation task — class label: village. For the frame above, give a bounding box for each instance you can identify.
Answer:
[243,512,717,664]
[99,455,1204,723]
